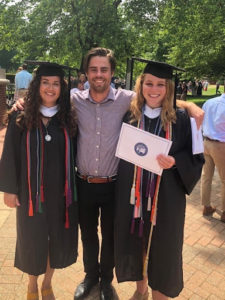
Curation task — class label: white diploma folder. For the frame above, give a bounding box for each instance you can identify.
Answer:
[115,123,172,175]
[190,117,204,154]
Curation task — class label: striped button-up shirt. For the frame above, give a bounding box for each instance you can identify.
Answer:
[71,87,134,176]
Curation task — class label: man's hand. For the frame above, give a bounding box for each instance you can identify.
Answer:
[11,98,25,112]
[4,193,20,208]
[177,100,204,129]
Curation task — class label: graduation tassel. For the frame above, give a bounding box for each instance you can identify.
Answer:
[130,218,135,234]
[135,167,141,208]
[36,128,40,213]
[65,209,69,229]
[63,128,75,228]
[143,122,172,277]
[150,175,156,198]
[150,175,161,225]
[143,175,162,277]
[130,185,136,205]
[147,196,151,211]
[26,130,33,216]
[139,219,144,237]
[130,164,138,204]
[40,125,45,204]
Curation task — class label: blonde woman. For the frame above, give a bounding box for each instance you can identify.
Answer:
[114,61,204,300]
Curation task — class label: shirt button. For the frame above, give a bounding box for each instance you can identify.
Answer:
[96,145,99,148]
[97,132,100,135]
[96,158,99,161]
[97,117,100,121]
[95,170,98,174]
[97,104,100,107]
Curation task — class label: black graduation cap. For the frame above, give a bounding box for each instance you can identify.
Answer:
[24,60,78,109]
[125,57,185,107]
[143,60,185,79]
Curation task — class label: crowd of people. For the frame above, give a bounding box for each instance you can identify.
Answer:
[176,79,211,100]
[70,73,126,94]
[0,47,224,300]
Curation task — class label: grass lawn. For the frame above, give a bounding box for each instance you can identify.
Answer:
[187,84,224,107]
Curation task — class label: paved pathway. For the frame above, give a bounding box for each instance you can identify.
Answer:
[0,127,224,300]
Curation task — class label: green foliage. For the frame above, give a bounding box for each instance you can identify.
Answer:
[157,0,225,79]
[1,0,225,79]
[0,50,17,70]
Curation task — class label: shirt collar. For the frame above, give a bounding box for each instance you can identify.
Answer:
[85,86,115,104]
[144,104,162,118]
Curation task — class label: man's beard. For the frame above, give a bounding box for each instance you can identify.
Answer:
[90,80,109,93]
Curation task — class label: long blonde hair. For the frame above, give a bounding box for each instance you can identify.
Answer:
[130,74,176,130]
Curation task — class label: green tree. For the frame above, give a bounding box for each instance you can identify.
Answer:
[157,0,225,79]
[1,0,224,80]
[1,0,132,73]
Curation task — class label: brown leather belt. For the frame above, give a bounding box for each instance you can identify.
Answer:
[204,137,220,142]
[77,173,117,183]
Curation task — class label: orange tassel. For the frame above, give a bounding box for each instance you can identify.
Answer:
[135,167,141,208]
[29,199,33,216]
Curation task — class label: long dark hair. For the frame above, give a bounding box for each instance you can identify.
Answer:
[16,74,77,136]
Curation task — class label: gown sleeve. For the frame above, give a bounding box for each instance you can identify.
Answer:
[0,112,22,194]
[172,110,204,195]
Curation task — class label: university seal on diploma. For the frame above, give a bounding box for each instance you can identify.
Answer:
[116,123,172,175]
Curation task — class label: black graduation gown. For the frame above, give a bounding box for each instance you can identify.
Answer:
[114,109,204,298]
[0,113,78,276]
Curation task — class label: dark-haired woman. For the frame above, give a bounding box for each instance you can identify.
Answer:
[0,64,78,300]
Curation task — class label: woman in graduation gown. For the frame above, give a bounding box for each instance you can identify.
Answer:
[114,61,204,300]
[0,63,78,300]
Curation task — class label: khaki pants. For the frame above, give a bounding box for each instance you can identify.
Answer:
[201,139,225,211]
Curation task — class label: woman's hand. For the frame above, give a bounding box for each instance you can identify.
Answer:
[156,154,175,169]
[11,98,25,112]
[4,193,20,208]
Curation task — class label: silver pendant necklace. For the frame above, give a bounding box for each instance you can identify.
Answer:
[43,118,52,142]
[45,131,51,142]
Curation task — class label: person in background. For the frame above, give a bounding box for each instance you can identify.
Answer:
[15,63,32,98]
[70,79,84,95]
[197,81,203,96]
[16,66,23,73]
[187,81,192,93]
[0,63,78,300]
[192,80,197,96]
[201,90,225,223]
[13,67,23,102]
[176,82,183,99]
[181,81,188,100]
[203,80,209,91]
[216,81,220,95]
[114,61,204,300]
